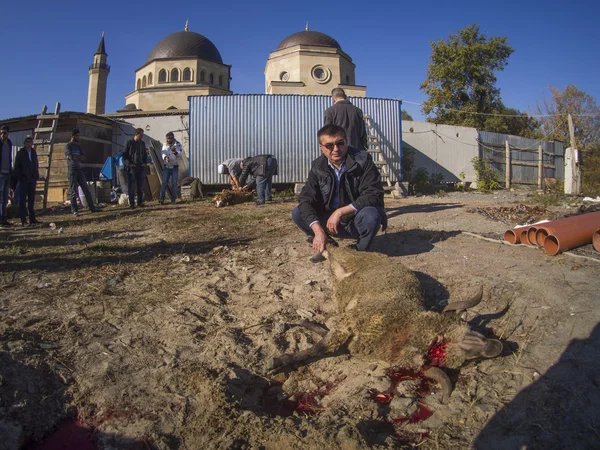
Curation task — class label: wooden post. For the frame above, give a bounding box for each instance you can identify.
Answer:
[505,140,511,189]
[538,144,543,189]
[566,114,582,195]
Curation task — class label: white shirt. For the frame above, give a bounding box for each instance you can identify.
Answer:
[161,140,183,169]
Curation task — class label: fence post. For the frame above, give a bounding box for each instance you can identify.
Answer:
[538,145,543,189]
[505,140,511,189]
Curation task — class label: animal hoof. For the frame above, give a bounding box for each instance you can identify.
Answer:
[310,252,326,263]
[483,339,503,358]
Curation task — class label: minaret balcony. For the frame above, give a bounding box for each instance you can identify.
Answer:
[89,62,110,72]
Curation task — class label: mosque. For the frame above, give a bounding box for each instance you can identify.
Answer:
[87,22,367,114]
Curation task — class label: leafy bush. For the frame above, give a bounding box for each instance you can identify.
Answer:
[410,168,445,194]
[582,148,600,197]
[471,157,501,191]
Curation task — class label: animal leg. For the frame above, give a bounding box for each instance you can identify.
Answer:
[423,366,452,403]
[458,331,503,360]
[268,329,350,374]
[443,284,483,314]
[286,320,329,337]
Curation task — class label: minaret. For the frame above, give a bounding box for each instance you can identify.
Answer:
[87,33,110,114]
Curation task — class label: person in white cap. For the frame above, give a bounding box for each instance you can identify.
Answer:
[219,158,247,190]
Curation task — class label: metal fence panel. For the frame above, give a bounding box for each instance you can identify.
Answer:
[478,131,565,184]
[189,95,402,185]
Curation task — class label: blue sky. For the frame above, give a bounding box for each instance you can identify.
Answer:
[1,0,598,121]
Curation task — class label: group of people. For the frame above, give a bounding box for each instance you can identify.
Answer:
[1,87,386,252]
[0,126,41,226]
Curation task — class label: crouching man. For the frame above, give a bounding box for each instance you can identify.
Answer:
[292,124,387,252]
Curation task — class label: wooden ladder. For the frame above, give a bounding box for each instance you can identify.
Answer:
[33,103,60,209]
[364,114,399,198]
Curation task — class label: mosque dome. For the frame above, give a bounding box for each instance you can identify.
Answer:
[146,31,223,64]
[276,30,341,51]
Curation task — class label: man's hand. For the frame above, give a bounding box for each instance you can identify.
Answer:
[326,210,343,235]
[241,185,249,192]
[165,156,170,164]
[311,224,328,253]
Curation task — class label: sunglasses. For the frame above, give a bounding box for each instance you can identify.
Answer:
[320,139,345,151]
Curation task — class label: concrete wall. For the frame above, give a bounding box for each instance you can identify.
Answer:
[402,121,480,183]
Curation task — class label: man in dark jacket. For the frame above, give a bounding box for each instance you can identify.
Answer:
[292,124,386,252]
[324,88,368,150]
[239,154,278,205]
[123,128,149,208]
[11,136,39,226]
[0,125,13,226]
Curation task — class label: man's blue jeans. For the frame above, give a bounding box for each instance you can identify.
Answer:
[255,157,276,203]
[160,166,178,203]
[292,205,384,251]
[68,169,95,213]
[127,165,146,207]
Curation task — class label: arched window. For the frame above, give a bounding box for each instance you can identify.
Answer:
[148,73,153,85]
[183,68,192,81]
[218,75,223,87]
[171,68,179,82]
[158,69,167,83]
[142,75,147,88]
[200,71,205,82]
[137,78,141,90]
[209,73,214,84]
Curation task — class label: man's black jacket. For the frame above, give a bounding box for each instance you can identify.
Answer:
[11,147,39,190]
[239,154,274,187]
[298,147,385,226]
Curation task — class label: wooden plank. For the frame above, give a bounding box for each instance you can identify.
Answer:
[512,161,555,169]
[36,114,59,119]
[35,127,55,133]
[538,145,543,189]
[505,141,511,189]
[76,118,113,129]
[78,135,112,145]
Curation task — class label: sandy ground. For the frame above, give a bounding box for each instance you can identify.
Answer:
[1,190,599,450]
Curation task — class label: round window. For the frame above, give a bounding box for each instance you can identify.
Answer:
[280,71,289,81]
[311,65,331,84]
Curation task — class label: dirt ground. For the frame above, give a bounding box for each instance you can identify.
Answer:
[1,190,599,450]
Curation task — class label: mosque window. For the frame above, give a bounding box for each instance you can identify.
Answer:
[142,76,147,88]
[137,78,141,90]
[183,68,192,81]
[345,75,350,84]
[159,69,167,83]
[148,73,153,85]
[218,75,223,86]
[200,71,205,82]
[311,65,331,84]
[171,69,179,82]
[209,73,214,84]
[280,72,289,81]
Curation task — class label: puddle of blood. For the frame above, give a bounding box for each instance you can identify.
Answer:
[25,419,96,450]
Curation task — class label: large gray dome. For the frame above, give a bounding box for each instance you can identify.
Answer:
[146,31,223,64]
[276,30,341,51]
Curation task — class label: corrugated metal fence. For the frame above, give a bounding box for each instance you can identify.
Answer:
[188,95,402,185]
[479,131,565,185]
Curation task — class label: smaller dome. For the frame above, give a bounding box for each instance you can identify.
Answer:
[276,30,341,51]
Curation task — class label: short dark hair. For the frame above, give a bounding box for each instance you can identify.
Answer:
[166,132,174,138]
[0,125,9,132]
[71,128,80,137]
[331,88,347,100]
[317,124,346,142]
[134,128,144,136]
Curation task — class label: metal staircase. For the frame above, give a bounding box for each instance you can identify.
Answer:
[364,114,401,198]
[33,103,60,209]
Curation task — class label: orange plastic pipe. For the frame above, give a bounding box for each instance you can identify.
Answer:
[535,211,600,246]
[593,228,600,252]
[543,224,599,255]
[504,225,536,245]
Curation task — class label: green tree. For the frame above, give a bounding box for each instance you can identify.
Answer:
[483,107,540,138]
[401,110,414,121]
[421,24,518,132]
[536,85,600,152]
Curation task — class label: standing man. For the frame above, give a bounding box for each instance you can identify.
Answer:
[238,154,278,205]
[11,136,39,226]
[324,88,368,150]
[292,124,386,253]
[65,129,97,216]
[159,131,182,205]
[0,125,13,226]
[123,128,149,209]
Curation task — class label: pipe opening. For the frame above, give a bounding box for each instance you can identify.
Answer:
[544,235,560,255]
[594,229,600,252]
[536,229,549,247]
[526,228,538,246]
[519,230,530,245]
[504,230,518,245]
